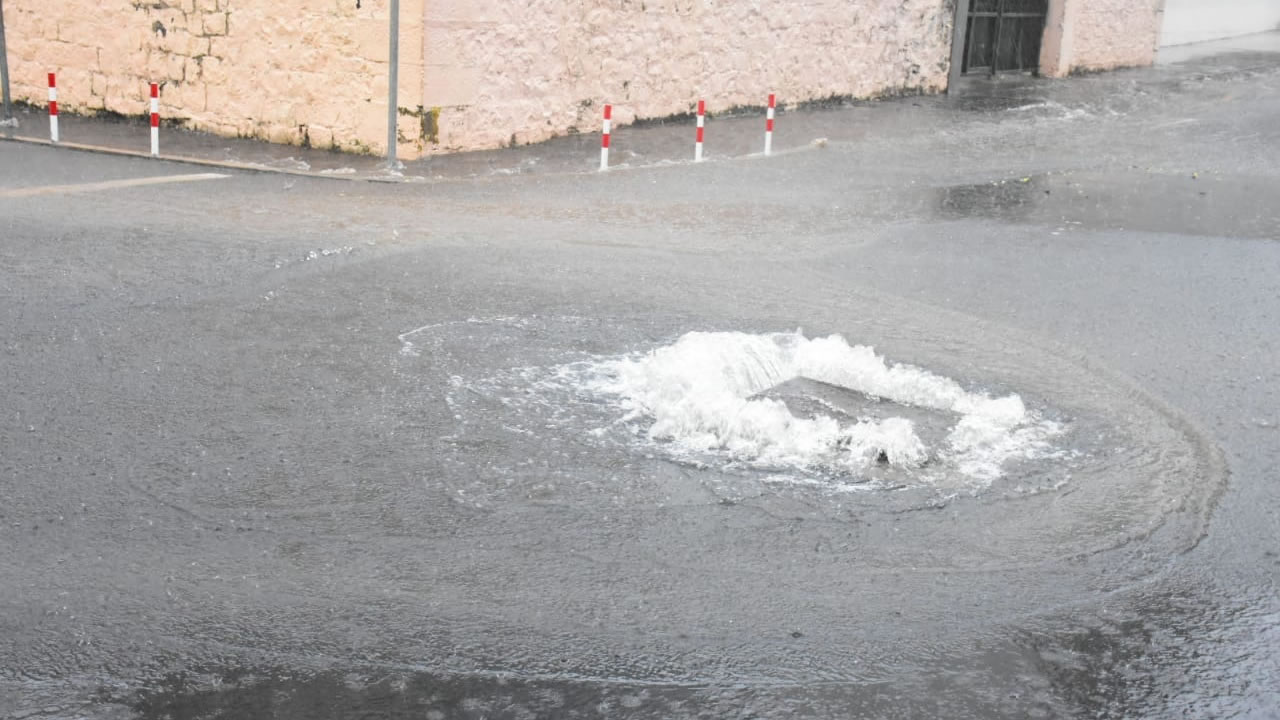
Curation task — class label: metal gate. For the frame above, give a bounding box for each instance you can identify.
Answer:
[961,0,1049,75]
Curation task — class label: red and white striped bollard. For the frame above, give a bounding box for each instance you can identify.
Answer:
[599,104,611,172]
[48,73,59,143]
[695,99,705,162]
[765,93,776,156]
[149,83,159,157]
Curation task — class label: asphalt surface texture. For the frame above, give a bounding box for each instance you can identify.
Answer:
[2,43,1279,719]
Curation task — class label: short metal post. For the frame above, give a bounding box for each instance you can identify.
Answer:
[48,73,58,142]
[149,83,159,156]
[765,93,775,155]
[694,99,705,162]
[599,104,611,171]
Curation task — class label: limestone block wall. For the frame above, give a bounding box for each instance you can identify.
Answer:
[423,0,958,152]
[4,0,428,156]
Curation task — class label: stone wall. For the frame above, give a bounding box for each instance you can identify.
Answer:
[422,0,958,152]
[3,0,1170,156]
[3,0,428,156]
[3,0,956,156]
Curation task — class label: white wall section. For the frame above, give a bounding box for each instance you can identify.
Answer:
[1161,0,1280,47]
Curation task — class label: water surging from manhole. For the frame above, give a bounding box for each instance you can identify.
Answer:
[401,315,1223,565]
[566,331,1062,486]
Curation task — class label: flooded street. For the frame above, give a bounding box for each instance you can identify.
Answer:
[2,47,1279,719]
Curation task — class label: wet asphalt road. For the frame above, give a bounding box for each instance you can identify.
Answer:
[2,48,1279,719]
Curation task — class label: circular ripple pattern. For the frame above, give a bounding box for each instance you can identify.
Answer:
[397,314,1224,573]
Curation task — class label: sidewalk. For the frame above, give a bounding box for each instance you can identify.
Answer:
[3,32,1278,183]
[1156,30,1280,65]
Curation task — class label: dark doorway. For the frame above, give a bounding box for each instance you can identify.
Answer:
[961,0,1048,74]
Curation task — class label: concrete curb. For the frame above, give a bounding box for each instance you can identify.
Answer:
[0,133,382,182]
[2,126,810,184]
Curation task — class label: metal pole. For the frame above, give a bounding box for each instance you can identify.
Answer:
[386,0,399,168]
[0,0,14,124]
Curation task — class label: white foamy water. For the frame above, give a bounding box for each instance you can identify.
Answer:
[578,331,1061,484]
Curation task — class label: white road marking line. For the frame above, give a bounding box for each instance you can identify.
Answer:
[0,172,230,199]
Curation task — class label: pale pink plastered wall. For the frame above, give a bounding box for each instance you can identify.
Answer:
[1040,0,1162,77]
[423,0,957,152]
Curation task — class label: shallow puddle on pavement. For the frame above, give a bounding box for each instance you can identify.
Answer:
[932,171,1280,239]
